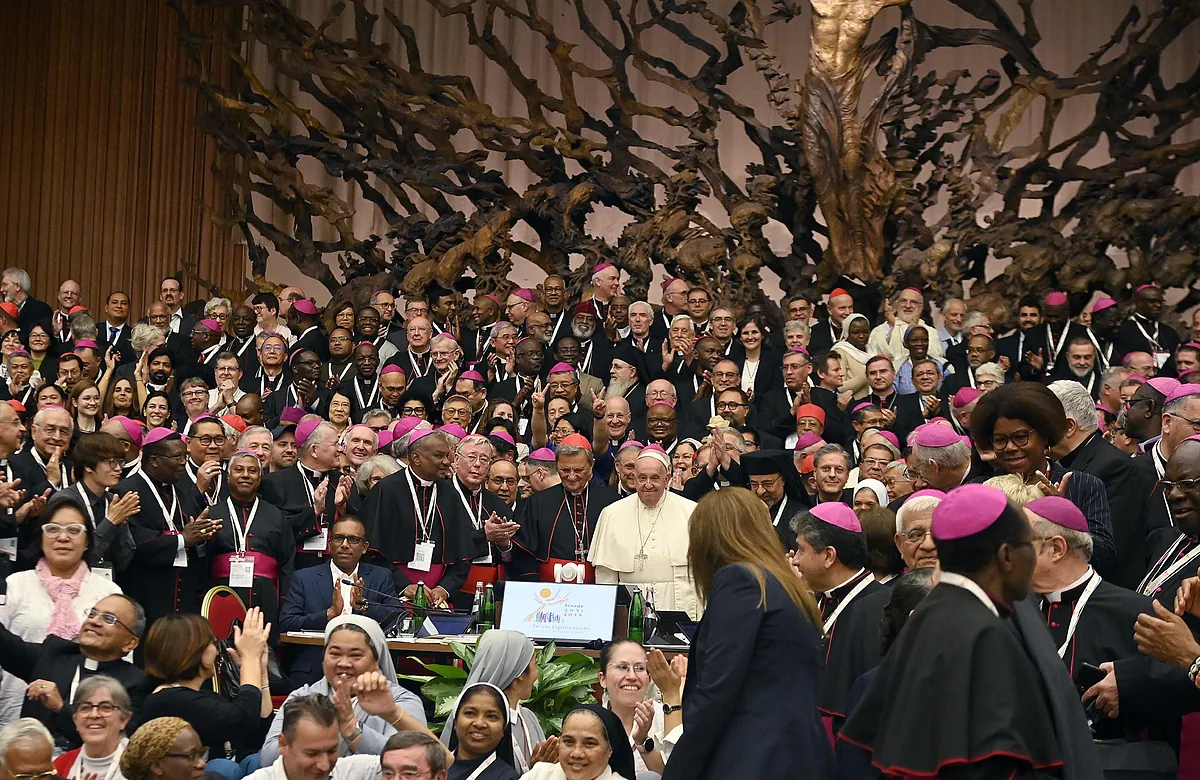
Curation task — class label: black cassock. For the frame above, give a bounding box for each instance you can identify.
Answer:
[359,471,476,595]
[509,483,618,581]
[114,472,209,628]
[841,581,1103,780]
[259,463,339,571]
[206,496,296,628]
[817,569,885,733]
[337,375,382,424]
[449,478,514,610]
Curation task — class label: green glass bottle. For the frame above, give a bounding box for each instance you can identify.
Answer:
[628,586,644,643]
[480,584,496,632]
[412,581,427,634]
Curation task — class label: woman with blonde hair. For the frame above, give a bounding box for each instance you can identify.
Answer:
[983,473,1048,506]
[662,488,831,780]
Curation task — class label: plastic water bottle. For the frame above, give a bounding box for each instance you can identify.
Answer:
[412,581,427,634]
[628,587,644,643]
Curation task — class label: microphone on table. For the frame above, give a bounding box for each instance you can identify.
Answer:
[339,579,456,612]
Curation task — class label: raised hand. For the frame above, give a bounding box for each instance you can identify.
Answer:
[107,491,141,526]
[233,606,271,661]
[334,475,352,510]
[529,737,559,766]
[15,489,50,524]
[45,447,64,487]
[630,699,654,743]
[591,390,606,417]
[328,577,346,621]
[0,479,25,510]
[646,648,682,700]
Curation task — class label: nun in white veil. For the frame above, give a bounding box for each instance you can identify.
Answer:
[259,615,428,763]
[450,630,546,774]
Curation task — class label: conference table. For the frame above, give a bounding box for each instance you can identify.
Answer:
[280,631,689,659]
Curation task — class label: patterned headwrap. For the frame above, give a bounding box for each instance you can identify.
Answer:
[121,717,193,780]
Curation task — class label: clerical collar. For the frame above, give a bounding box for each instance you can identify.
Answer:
[1043,566,1094,604]
[299,463,325,480]
[823,568,868,599]
[939,571,1004,617]
[456,475,481,497]
[412,473,435,488]
[83,658,100,670]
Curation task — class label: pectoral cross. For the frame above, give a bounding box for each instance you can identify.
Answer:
[635,551,649,567]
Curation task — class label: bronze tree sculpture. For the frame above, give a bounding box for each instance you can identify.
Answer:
[173,0,1200,327]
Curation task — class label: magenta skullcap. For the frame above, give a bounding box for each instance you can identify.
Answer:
[592,262,616,274]
[810,502,862,533]
[903,286,923,294]
[528,447,557,461]
[1148,377,1181,398]
[292,299,318,316]
[932,484,1010,541]
[376,430,393,449]
[876,431,901,450]
[198,319,221,332]
[459,369,485,382]
[1136,284,1157,293]
[438,423,467,439]
[617,440,644,452]
[74,339,100,350]
[1187,342,1200,350]
[391,417,422,439]
[489,430,515,446]
[110,416,144,447]
[907,488,947,502]
[1045,292,1068,307]
[952,387,981,408]
[660,277,678,291]
[852,401,874,414]
[380,364,405,376]
[913,424,962,448]
[1164,384,1200,405]
[511,288,536,303]
[795,432,824,450]
[9,349,29,357]
[1092,297,1117,314]
[1026,495,1089,534]
[143,427,182,447]
[408,428,437,447]
[295,419,322,449]
[788,346,811,357]
[482,294,502,307]
[280,407,305,425]
[548,362,575,375]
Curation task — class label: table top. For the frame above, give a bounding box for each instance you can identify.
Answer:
[280,632,687,658]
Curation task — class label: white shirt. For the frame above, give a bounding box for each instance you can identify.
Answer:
[331,562,359,616]
[244,755,379,780]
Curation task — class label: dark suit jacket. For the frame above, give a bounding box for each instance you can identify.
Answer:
[98,322,137,366]
[291,325,329,362]
[1113,316,1181,373]
[277,561,398,686]
[662,563,832,780]
[1057,431,1157,589]
[16,297,52,335]
[259,464,339,570]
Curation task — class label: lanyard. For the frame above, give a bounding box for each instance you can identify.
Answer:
[259,370,284,396]
[1056,570,1103,658]
[234,337,255,358]
[1138,535,1200,595]
[1084,328,1108,370]
[580,341,594,374]
[139,472,180,533]
[331,362,353,383]
[226,498,260,555]
[68,734,125,780]
[823,570,874,633]
[1045,324,1069,368]
[408,350,431,378]
[453,479,483,530]
[32,448,68,487]
[405,469,438,543]
[75,484,105,530]
[200,344,221,364]
[1152,443,1172,518]
[297,464,318,509]
[186,461,222,505]
[772,496,789,528]
[1133,317,1162,351]
[354,377,379,410]
[462,754,496,780]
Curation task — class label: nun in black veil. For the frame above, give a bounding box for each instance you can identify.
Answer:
[445,682,520,780]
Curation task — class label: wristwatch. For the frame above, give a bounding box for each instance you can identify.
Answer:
[661,702,682,715]
[636,737,656,754]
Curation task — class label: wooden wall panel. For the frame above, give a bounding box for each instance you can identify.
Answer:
[0,0,245,314]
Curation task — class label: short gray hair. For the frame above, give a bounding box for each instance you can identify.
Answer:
[1101,366,1131,391]
[669,314,694,329]
[72,675,132,715]
[33,406,73,432]
[1029,516,1094,562]
[896,494,942,534]
[302,421,340,456]
[363,409,392,427]
[204,297,232,316]
[130,323,167,352]
[813,443,850,470]
[238,426,272,447]
[383,731,448,774]
[975,362,1005,384]
[784,320,810,338]
[1048,380,1100,432]
[962,311,989,332]
[0,719,52,769]
[555,443,593,464]
[456,434,495,457]
[180,376,209,394]
[1,269,31,293]
[71,315,98,342]
[355,454,402,492]
[909,439,971,470]
[629,301,653,317]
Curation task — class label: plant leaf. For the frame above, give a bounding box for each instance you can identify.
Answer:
[411,662,467,679]
[449,641,476,667]
[395,673,434,684]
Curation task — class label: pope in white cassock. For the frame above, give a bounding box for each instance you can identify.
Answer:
[589,444,700,619]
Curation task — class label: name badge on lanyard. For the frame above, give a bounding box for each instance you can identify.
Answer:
[406,470,438,571]
[227,498,259,587]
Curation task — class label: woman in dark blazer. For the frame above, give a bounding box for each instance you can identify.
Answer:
[663,487,833,780]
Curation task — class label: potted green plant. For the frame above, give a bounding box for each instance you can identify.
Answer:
[398,641,600,737]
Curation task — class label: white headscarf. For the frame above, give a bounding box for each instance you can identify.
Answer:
[854,478,889,508]
[320,615,398,688]
[833,313,872,365]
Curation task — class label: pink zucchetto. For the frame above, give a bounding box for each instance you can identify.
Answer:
[380,364,405,376]
[912,424,962,448]
[810,502,862,534]
[952,387,981,409]
[1044,292,1068,307]
[489,431,515,446]
[1147,378,1181,398]
[1091,297,1117,314]
[391,417,423,439]
[438,423,468,440]
[637,444,671,470]
[376,430,393,449]
[512,289,536,303]
[459,370,486,383]
[295,419,322,449]
[109,416,144,447]
[291,299,318,316]
[548,363,575,375]
[1026,496,1089,534]
[932,484,1009,541]
[1163,384,1200,405]
[407,428,437,447]
[143,428,182,447]
[794,433,824,451]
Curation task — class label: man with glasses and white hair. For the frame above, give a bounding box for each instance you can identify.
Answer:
[0,718,54,780]
[12,407,73,500]
[0,594,145,747]
[452,435,519,609]
[2,269,52,335]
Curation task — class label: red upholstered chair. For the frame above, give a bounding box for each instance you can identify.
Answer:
[201,586,247,644]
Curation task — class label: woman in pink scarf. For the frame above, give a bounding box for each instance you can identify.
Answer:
[0,492,122,726]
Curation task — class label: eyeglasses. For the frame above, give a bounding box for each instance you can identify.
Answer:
[608,662,648,675]
[860,457,891,468]
[331,534,367,546]
[716,401,746,411]
[991,429,1033,450]
[1169,413,1200,433]
[383,770,435,780]
[901,528,933,545]
[85,608,134,634]
[261,345,284,354]
[44,523,86,538]
[748,478,778,491]
[164,748,209,764]
[8,770,56,780]
[75,701,123,716]
[35,424,72,437]
[195,436,226,446]
[401,406,426,416]
[1160,479,1200,492]
[489,477,518,486]
[181,390,207,399]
